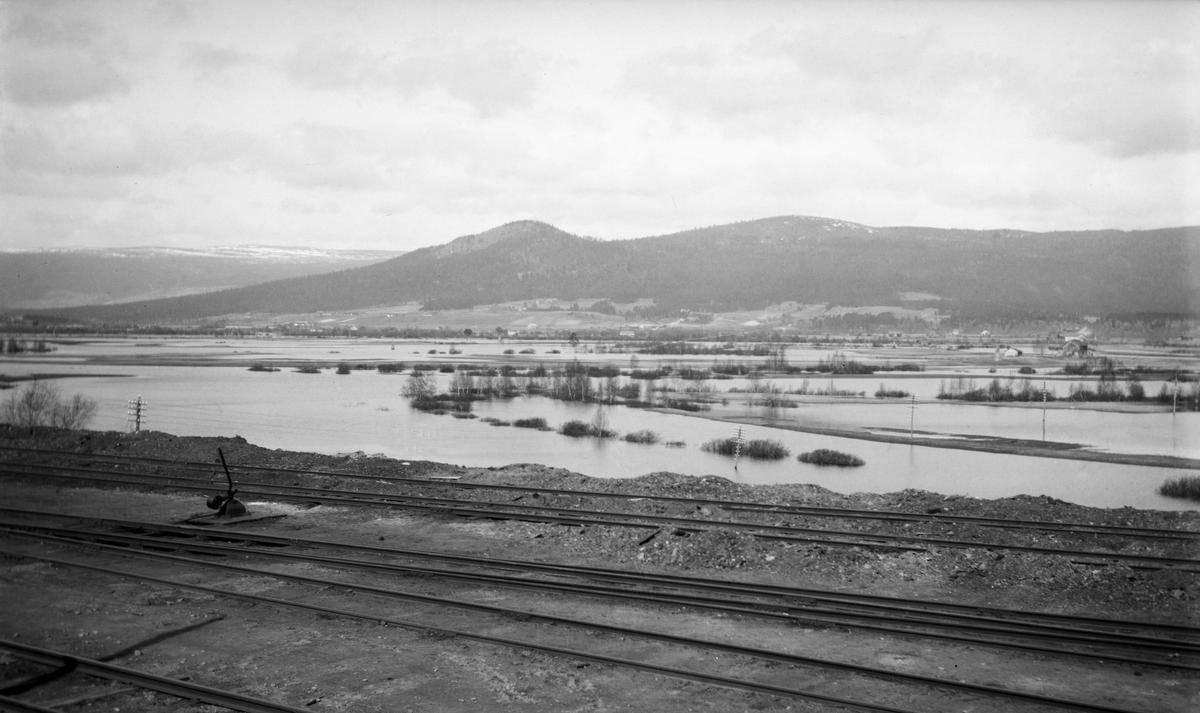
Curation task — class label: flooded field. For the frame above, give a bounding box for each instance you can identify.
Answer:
[2,336,1197,510]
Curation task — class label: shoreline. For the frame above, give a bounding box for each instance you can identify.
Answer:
[659,408,1200,471]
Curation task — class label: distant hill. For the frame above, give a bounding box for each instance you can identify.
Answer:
[0,246,403,309]
[28,217,1200,322]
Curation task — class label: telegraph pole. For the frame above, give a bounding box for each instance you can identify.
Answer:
[731,426,746,470]
[1042,379,1047,441]
[908,394,917,439]
[127,396,147,433]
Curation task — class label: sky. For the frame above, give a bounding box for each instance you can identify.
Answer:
[1,0,1198,252]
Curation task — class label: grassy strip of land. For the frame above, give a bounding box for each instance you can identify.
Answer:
[663,409,1200,471]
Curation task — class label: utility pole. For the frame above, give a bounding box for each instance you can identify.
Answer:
[1042,379,1047,441]
[127,396,147,433]
[908,394,917,440]
[731,426,746,470]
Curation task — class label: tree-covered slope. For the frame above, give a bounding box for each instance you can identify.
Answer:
[35,217,1200,322]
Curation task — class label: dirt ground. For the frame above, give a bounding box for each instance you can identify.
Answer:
[1,427,1198,712]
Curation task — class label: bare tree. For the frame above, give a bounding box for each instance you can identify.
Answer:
[590,406,614,438]
[402,371,437,404]
[2,381,98,429]
[50,394,99,429]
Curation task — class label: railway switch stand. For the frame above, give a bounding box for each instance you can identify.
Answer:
[205,447,248,518]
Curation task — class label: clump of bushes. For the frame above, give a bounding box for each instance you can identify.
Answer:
[377,362,406,373]
[481,417,511,427]
[513,417,549,429]
[248,363,279,372]
[519,348,536,354]
[623,429,661,444]
[336,363,352,375]
[451,412,477,419]
[295,365,321,374]
[663,398,710,412]
[1018,366,1037,374]
[701,438,790,460]
[439,365,456,373]
[798,449,865,467]
[1,381,98,429]
[503,349,515,355]
[874,385,910,398]
[877,363,923,372]
[558,418,616,438]
[1158,475,1200,501]
[664,440,687,448]
[559,420,593,437]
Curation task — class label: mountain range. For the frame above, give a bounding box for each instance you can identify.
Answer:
[0,246,403,310]
[17,217,1200,323]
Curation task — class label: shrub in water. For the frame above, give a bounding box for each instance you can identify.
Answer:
[701,438,790,460]
[798,449,865,467]
[295,365,321,374]
[874,384,910,398]
[559,420,593,437]
[248,363,279,372]
[513,417,549,429]
[481,417,511,426]
[664,398,710,412]
[336,362,351,375]
[1158,475,1200,501]
[623,429,661,444]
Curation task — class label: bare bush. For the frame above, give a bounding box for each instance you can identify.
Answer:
[2,381,98,429]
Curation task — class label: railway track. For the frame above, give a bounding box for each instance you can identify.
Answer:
[0,638,311,713]
[1,510,1196,672]
[3,457,1198,572]
[1,515,1185,713]
[4,445,1195,542]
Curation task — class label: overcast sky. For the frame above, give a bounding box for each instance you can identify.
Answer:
[2,0,1197,252]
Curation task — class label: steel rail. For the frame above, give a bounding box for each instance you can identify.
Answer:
[2,506,1196,643]
[0,549,943,713]
[0,640,311,713]
[5,445,1194,540]
[0,535,1151,713]
[6,462,1199,572]
[0,694,62,713]
[9,519,1194,669]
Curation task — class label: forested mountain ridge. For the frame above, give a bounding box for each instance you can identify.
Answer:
[29,217,1200,322]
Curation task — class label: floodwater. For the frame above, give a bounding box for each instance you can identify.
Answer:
[2,337,1197,511]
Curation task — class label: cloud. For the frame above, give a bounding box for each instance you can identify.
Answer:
[286,34,386,91]
[1,3,131,106]
[285,34,543,116]
[2,43,130,106]
[183,43,261,79]
[1028,40,1198,158]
